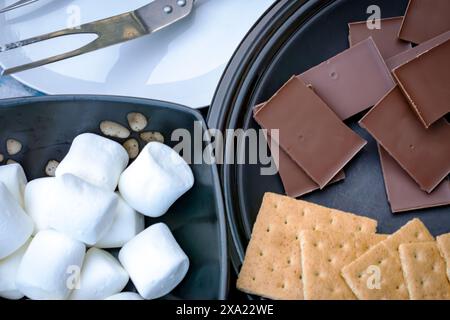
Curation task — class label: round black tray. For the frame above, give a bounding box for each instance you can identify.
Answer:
[208,0,449,282]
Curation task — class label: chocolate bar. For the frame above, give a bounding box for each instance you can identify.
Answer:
[360,86,450,193]
[254,104,345,197]
[255,76,366,188]
[348,17,411,60]
[378,146,450,213]
[299,38,395,120]
[386,30,450,70]
[393,39,450,128]
[399,0,450,44]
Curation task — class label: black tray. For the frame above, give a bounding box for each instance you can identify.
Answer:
[0,95,228,300]
[208,0,449,280]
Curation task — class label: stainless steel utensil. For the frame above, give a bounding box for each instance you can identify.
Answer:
[0,0,39,14]
[0,0,194,75]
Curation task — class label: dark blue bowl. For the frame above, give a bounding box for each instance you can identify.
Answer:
[0,95,228,300]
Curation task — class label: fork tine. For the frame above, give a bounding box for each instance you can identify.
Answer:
[1,12,147,75]
[0,27,82,53]
[2,41,98,75]
[0,0,39,14]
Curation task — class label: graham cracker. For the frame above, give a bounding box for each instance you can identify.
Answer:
[300,230,387,300]
[437,233,450,282]
[341,218,434,300]
[399,242,450,300]
[236,192,378,300]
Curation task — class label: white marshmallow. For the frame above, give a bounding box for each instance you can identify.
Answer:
[69,248,129,300]
[47,174,118,245]
[56,133,129,191]
[119,142,194,217]
[119,223,189,299]
[95,193,145,248]
[16,230,86,300]
[105,292,143,300]
[0,182,33,259]
[0,238,31,299]
[24,177,57,234]
[0,163,27,208]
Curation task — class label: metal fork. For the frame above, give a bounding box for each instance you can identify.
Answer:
[0,0,39,14]
[0,0,195,75]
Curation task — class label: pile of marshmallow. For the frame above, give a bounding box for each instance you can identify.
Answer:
[0,133,194,300]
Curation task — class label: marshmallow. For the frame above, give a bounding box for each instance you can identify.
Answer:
[105,292,144,300]
[0,163,27,207]
[119,142,194,217]
[119,223,189,299]
[69,248,129,300]
[56,133,129,191]
[24,177,57,234]
[47,174,118,245]
[95,193,145,248]
[16,230,86,300]
[0,182,33,259]
[0,238,31,299]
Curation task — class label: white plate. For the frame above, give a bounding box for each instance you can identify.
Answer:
[0,0,275,108]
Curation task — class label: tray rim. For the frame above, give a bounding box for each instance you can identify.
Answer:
[208,0,335,275]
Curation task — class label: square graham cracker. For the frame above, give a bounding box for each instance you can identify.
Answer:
[236,193,377,300]
[399,242,450,300]
[341,218,434,300]
[437,233,450,282]
[300,230,387,300]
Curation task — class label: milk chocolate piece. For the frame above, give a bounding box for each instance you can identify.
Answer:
[348,17,412,60]
[379,146,450,213]
[399,0,450,44]
[254,104,346,197]
[386,31,450,70]
[255,77,366,188]
[253,104,346,197]
[360,86,450,193]
[299,38,395,120]
[393,39,450,128]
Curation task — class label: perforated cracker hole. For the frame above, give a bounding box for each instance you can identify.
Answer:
[259,252,264,257]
